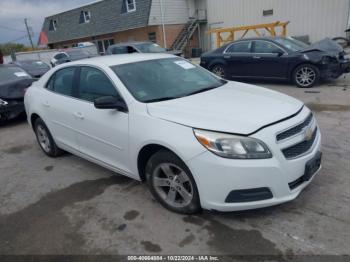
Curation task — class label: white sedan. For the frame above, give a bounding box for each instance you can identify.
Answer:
[24,54,322,214]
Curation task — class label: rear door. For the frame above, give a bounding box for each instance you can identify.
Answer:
[223,41,253,77]
[42,66,80,150]
[73,66,131,175]
[250,40,289,79]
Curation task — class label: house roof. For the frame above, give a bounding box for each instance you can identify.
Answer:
[42,0,152,44]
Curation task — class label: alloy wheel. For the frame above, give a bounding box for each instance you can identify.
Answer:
[36,125,51,153]
[295,67,316,87]
[152,163,194,208]
[212,65,225,78]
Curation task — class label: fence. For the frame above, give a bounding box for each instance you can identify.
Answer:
[3,45,98,66]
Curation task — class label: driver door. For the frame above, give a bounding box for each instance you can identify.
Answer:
[250,40,289,79]
[73,66,131,175]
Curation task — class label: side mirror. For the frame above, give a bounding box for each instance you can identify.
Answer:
[94,96,128,112]
[276,51,284,57]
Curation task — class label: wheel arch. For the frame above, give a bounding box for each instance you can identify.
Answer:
[137,143,185,182]
[289,62,319,80]
[208,59,227,70]
[30,113,41,129]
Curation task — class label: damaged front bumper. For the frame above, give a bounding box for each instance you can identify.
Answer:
[340,58,350,73]
[0,100,25,121]
[321,59,350,79]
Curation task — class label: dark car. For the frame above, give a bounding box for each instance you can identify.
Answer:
[11,60,50,79]
[106,41,182,56]
[200,37,350,88]
[0,65,35,121]
[0,48,3,64]
[50,49,94,67]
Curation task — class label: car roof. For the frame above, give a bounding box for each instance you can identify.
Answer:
[61,53,176,67]
[233,36,286,42]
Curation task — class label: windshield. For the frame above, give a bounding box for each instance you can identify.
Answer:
[18,61,50,70]
[0,66,31,84]
[111,58,225,103]
[275,38,309,52]
[134,43,166,53]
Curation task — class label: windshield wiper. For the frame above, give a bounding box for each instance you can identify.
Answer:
[144,96,179,103]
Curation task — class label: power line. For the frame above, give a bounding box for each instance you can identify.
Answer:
[0,35,28,44]
[0,25,27,33]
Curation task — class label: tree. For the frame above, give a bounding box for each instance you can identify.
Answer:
[0,43,27,56]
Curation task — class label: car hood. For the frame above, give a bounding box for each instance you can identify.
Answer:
[147,82,304,135]
[301,37,344,57]
[0,78,34,99]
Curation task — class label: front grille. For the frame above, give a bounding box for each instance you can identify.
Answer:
[282,127,318,159]
[276,113,313,141]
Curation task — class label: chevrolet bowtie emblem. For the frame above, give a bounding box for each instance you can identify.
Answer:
[304,126,314,141]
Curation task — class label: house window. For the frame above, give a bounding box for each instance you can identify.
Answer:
[126,0,136,12]
[49,20,57,31]
[80,11,91,24]
[148,32,157,43]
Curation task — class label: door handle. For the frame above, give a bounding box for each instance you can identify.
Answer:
[253,56,261,59]
[74,112,84,120]
[43,101,50,108]
[224,55,231,59]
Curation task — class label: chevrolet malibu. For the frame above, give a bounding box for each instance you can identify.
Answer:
[24,54,322,214]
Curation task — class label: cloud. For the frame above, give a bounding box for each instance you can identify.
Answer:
[0,0,94,45]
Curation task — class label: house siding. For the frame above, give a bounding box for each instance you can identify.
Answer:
[43,0,152,44]
[148,0,193,25]
[206,0,350,44]
[51,24,185,50]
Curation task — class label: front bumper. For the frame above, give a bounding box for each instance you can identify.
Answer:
[186,107,322,212]
[320,59,350,79]
[0,101,25,121]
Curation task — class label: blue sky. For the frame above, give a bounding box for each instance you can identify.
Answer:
[0,0,95,45]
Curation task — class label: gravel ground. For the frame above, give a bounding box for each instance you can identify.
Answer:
[0,76,349,256]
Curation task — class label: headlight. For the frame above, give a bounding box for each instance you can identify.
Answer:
[194,129,272,159]
[0,98,8,106]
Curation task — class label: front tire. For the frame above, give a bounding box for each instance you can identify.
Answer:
[146,150,201,214]
[293,64,320,88]
[34,118,64,157]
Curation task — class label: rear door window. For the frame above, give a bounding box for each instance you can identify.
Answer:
[111,46,128,54]
[54,53,68,60]
[226,42,252,53]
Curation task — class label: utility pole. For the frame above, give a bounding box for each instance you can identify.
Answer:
[24,18,34,49]
[160,0,167,49]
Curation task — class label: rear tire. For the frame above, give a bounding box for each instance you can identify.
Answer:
[210,64,227,79]
[34,118,64,157]
[145,150,201,214]
[293,64,320,88]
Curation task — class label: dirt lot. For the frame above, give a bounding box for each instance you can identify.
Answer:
[0,77,350,256]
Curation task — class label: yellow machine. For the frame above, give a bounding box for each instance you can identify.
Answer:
[208,21,290,48]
